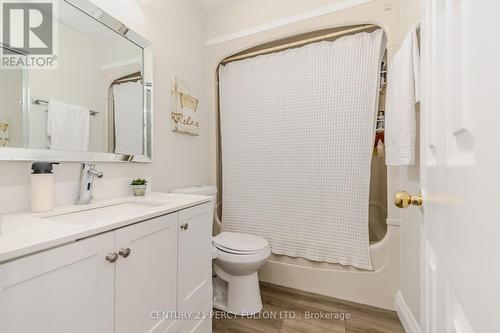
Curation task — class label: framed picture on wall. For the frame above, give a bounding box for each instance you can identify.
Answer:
[171,76,199,135]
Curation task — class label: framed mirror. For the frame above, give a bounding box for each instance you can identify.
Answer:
[0,0,153,162]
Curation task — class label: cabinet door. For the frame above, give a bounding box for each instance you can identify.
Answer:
[178,289,212,333]
[115,213,178,333]
[0,232,115,333]
[178,203,213,313]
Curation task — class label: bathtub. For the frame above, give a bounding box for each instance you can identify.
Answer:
[257,153,396,310]
[258,221,400,310]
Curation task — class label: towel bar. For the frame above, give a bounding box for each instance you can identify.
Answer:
[32,98,99,116]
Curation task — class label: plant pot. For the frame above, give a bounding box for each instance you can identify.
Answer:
[131,184,147,196]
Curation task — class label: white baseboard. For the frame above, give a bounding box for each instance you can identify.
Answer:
[394,291,421,333]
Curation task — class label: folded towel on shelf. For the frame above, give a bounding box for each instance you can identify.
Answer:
[385,23,420,166]
[47,100,90,151]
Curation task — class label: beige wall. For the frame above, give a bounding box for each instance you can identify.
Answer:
[399,0,420,40]
[0,0,211,214]
[207,0,349,40]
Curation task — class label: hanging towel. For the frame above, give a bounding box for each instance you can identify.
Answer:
[385,23,420,166]
[219,29,387,271]
[113,81,143,155]
[47,100,90,151]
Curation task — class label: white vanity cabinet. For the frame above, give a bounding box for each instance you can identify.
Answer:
[115,213,178,333]
[178,204,212,312]
[0,232,116,333]
[177,204,213,333]
[0,201,213,333]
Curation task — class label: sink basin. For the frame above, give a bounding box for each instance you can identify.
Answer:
[42,201,166,225]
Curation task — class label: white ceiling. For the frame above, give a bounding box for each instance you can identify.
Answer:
[197,0,243,12]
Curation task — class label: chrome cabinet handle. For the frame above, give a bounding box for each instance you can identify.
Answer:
[105,253,118,263]
[180,223,189,230]
[119,248,131,258]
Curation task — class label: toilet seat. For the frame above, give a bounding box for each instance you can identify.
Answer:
[212,231,271,315]
[214,244,266,255]
[213,232,269,255]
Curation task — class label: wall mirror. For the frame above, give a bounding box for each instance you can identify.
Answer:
[0,0,153,162]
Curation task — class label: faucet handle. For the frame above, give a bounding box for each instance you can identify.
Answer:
[84,163,103,178]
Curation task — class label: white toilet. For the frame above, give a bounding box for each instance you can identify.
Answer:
[171,186,270,315]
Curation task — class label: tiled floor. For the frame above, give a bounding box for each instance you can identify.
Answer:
[213,283,405,333]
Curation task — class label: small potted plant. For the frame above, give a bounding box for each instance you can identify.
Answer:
[130,178,148,196]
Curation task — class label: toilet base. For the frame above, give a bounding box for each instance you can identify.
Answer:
[213,265,263,316]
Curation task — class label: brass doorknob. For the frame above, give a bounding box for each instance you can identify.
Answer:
[394,191,423,208]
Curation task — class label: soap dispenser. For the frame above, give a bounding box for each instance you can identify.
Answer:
[30,162,59,212]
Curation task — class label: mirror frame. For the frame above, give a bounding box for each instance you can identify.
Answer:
[0,0,153,162]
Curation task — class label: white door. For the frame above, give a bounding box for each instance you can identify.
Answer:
[115,213,178,333]
[0,232,115,333]
[178,203,213,313]
[420,1,500,332]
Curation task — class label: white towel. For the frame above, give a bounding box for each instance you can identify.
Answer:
[385,23,420,166]
[47,100,90,151]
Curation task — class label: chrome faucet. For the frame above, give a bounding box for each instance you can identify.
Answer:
[76,163,103,205]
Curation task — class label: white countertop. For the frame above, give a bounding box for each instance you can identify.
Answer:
[0,192,211,263]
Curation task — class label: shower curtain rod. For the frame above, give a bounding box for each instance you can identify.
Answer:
[222,24,378,64]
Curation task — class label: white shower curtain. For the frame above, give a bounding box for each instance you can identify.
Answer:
[113,81,143,155]
[219,29,386,270]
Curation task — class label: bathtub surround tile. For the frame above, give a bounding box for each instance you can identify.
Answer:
[213,282,404,333]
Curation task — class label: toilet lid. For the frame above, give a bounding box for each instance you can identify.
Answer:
[213,232,269,254]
